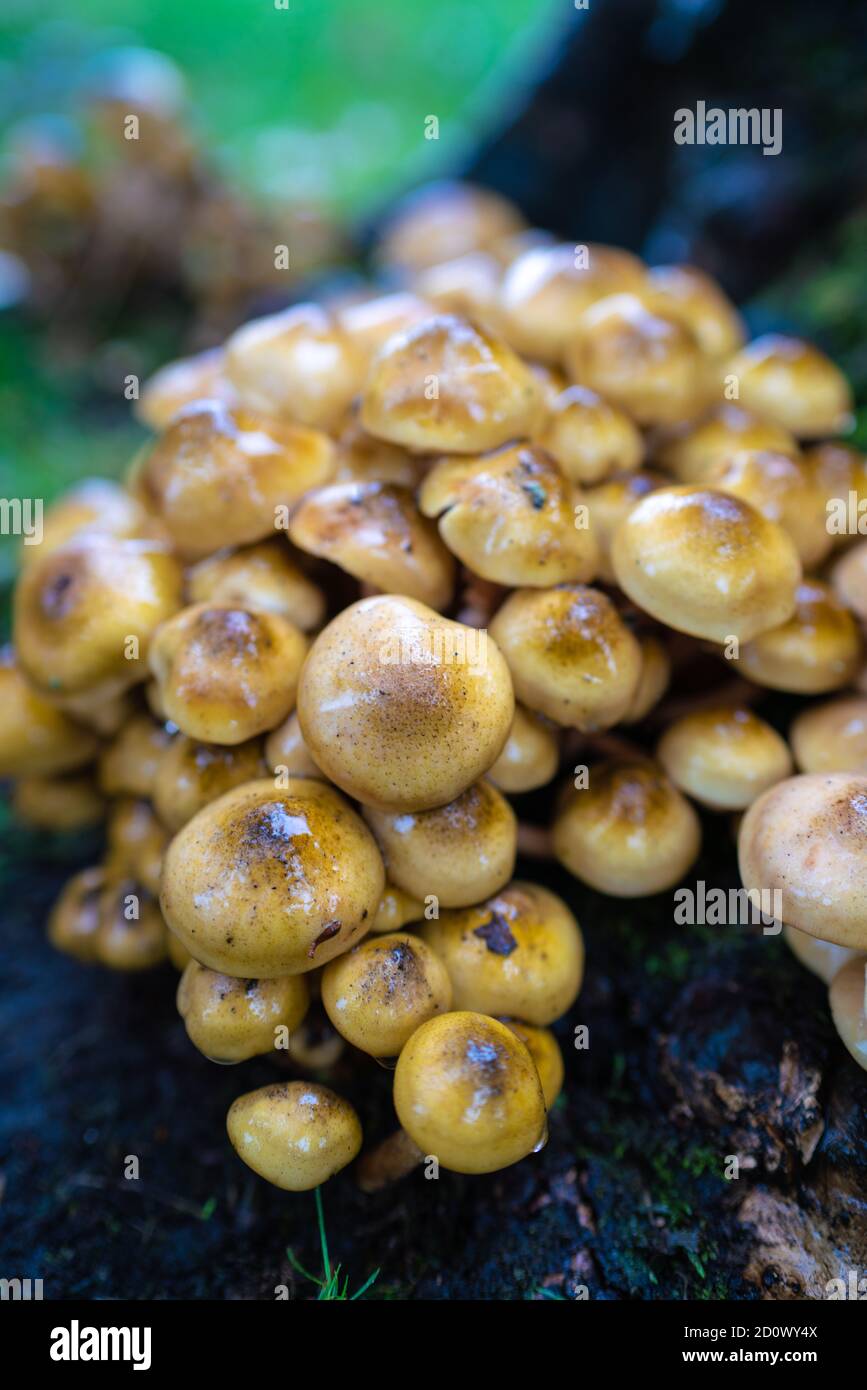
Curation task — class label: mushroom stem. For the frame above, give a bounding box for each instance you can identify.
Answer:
[356,1127,424,1192]
[516,822,555,860]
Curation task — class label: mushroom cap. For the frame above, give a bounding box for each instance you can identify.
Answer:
[563,293,709,426]
[177,960,309,1064]
[622,634,671,724]
[19,477,152,568]
[828,956,867,1072]
[297,595,514,812]
[148,603,308,744]
[657,706,793,811]
[639,264,746,360]
[584,469,666,584]
[321,931,452,1056]
[654,404,799,484]
[487,704,560,794]
[95,879,168,971]
[288,480,455,610]
[375,180,524,272]
[0,648,99,776]
[224,303,366,429]
[105,797,168,896]
[187,540,326,631]
[421,882,584,1025]
[739,579,862,694]
[360,314,542,455]
[498,242,645,361]
[738,773,867,949]
[831,539,867,624]
[782,923,856,985]
[263,710,321,778]
[47,865,106,962]
[489,585,642,731]
[153,734,267,831]
[363,778,517,909]
[553,759,702,896]
[98,713,173,798]
[412,252,502,333]
[501,1020,565,1108]
[332,407,425,489]
[725,334,853,438]
[538,384,644,486]
[337,291,434,360]
[393,1011,546,1173]
[226,1081,362,1190]
[418,443,598,588]
[806,442,867,543]
[136,346,237,431]
[14,535,183,698]
[790,696,867,776]
[137,399,335,559]
[371,884,425,933]
[13,772,104,831]
[610,486,802,644]
[709,449,832,570]
[160,777,384,976]
[284,1009,346,1070]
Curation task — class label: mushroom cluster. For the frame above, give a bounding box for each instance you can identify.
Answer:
[8,180,867,1201]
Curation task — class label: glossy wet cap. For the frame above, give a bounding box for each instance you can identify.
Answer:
[321,932,452,1057]
[657,706,793,811]
[226,1082,362,1190]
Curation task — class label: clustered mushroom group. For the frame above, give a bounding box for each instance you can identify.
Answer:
[4,180,866,1196]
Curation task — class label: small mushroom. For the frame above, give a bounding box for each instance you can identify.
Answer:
[363,779,517,909]
[19,477,153,568]
[537,384,643,486]
[709,449,832,570]
[782,924,856,985]
[226,1082,362,1190]
[321,932,452,1056]
[375,180,524,272]
[297,595,514,812]
[828,956,867,1072]
[584,469,666,584]
[360,314,542,455]
[489,585,642,730]
[790,696,867,775]
[177,960,309,1064]
[738,580,862,694]
[337,291,434,360]
[135,346,238,431]
[622,634,671,724]
[725,334,853,438]
[152,734,267,831]
[283,1009,346,1071]
[263,711,321,778]
[288,480,455,610]
[105,798,168,896]
[564,293,709,426]
[392,1011,546,1173]
[0,647,99,776]
[654,404,798,484]
[225,303,366,429]
[187,540,326,630]
[160,777,384,976]
[738,773,867,950]
[611,486,802,643]
[498,242,645,362]
[332,405,425,489]
[487,705,560,794]
[657,706,793,811]
[14,535,183,699]
[371,884,425,933]
[638,264,745,360]
[94,878,168,971]
[553,759,701,896]
[148,604,307,744]
[412,252,502,332]
[47,865,106,962]
[136,399,335,559]
[831,539,867,624]
[806,442,867,544]
[98,712,174,798]
[501,1020,565,1108]
[418,443,599,587]
[13,772,104,831]
[421,881,584,1024]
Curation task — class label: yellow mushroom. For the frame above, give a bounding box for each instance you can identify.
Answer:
[226,1082,362,1190]
[321,932,452,1056]
[177,960,309,1064]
